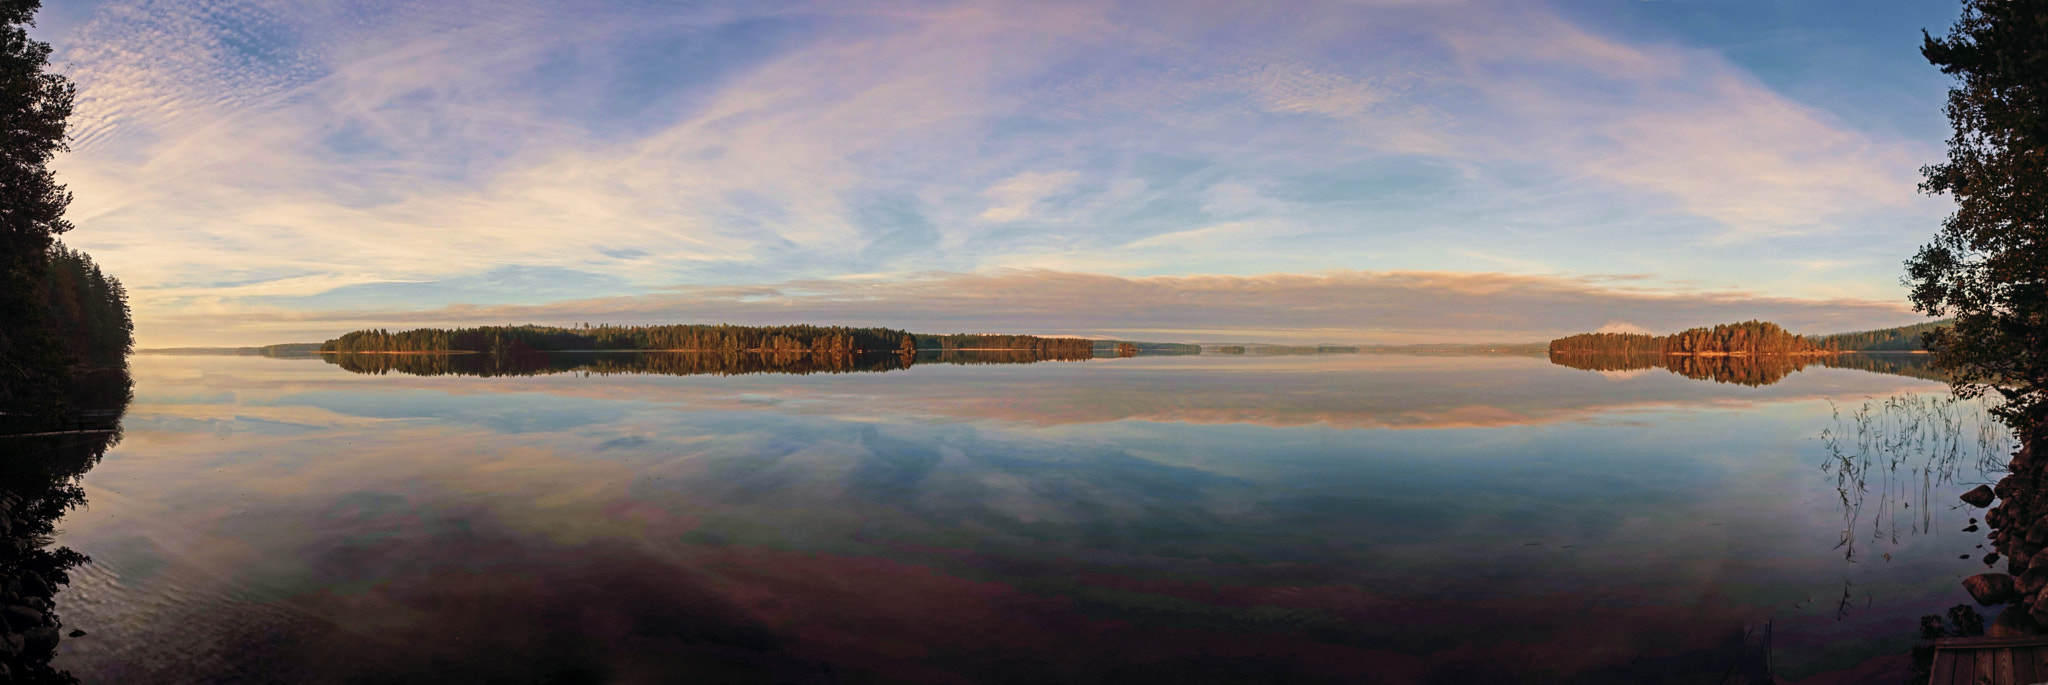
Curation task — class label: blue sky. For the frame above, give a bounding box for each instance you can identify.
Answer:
[37,0,1966,346]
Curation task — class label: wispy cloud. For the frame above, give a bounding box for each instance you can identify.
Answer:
[37,0,1949,346]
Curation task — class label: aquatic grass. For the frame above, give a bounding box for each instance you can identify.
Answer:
[1819,393,2015,564]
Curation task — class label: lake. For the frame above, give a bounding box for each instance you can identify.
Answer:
[42,351,2012,683]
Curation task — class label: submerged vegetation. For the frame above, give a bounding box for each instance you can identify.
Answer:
[1821,393,2014,564]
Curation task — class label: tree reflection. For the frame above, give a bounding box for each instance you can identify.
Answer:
[322,349,1097,378]
[0,362,128,683]
[1548,352,1944,386]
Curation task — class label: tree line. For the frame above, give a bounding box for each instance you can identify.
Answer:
[42,243,132,365]
[1549,320,1876,355]
[324,348,1094,378]
[1812,320,1948,352]
[321,324,917,354]
[319,324,1112,356]
[1550,319,1961,356]
[0,3,120,679]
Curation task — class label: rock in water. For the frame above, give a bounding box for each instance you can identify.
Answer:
[1964,484,1998,507]
[1992,605,2047,637]
[65,629,82,638]
[1968,574,2020,605]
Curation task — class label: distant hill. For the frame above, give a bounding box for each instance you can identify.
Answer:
[1812,320,1950,352]
[137,343,324,357]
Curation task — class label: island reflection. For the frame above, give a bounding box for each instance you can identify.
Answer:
[323,349,1095,377]
[51,353,1981,683]
[1548,351,1941,386]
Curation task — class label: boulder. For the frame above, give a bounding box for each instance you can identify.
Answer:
[22,626,56,660]
[2025,548,2048,572]
[1965,485,1998,507]
[2020,567,2048,596]
[0,606,40,633]
[22,572,51,599]
[1992,605,2047,636]
[2000,476,2020,499]
[1967,573,2019,605]
[2029,517,2048,546]
[0,632,24,658]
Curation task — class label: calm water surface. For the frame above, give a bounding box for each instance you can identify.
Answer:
[47,352,2010,683]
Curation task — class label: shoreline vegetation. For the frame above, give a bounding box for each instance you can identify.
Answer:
[313,324,1203,358]
[320,348,1114,378]
[1547,319,1947,357]
[1545,320,1954,386]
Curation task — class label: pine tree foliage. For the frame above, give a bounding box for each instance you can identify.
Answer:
[319,324,1097,356]
[1548,321,1828,355]
[1908,0,2048,436]
[0,0,76,409]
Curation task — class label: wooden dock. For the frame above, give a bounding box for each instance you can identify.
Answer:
[1929,636,2048,684]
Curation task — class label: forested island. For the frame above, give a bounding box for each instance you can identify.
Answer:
[1545,320,1952,385]
[314,324,1210,360]
[324,347,1116,378]
[1548,319,1954,356]
[1550,320,1839,356]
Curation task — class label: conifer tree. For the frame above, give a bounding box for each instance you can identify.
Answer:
[1909,0,2048,438]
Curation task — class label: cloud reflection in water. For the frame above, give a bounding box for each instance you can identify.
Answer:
[51,354,1976,682]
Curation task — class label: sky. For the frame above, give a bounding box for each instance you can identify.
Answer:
[33,0,1969,347]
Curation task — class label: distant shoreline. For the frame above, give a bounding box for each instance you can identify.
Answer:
[316,348,1071,355]
[1554,350,1930,357]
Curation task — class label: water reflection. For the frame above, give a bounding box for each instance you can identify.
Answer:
[45,354,1991,683]
[0,362,128,684]
[1550,351,1942,386]
[323,349,1094,377]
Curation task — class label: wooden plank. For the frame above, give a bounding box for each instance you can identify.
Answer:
[2017,645,2038,684]
[1937,636,2048,649]
[1952,646,1973,685]
[1998,647,2016,685]
[1978,650,1994,684]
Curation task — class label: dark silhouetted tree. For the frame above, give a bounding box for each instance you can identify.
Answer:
[1909,0,2048,438]
[0,0,76,416]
